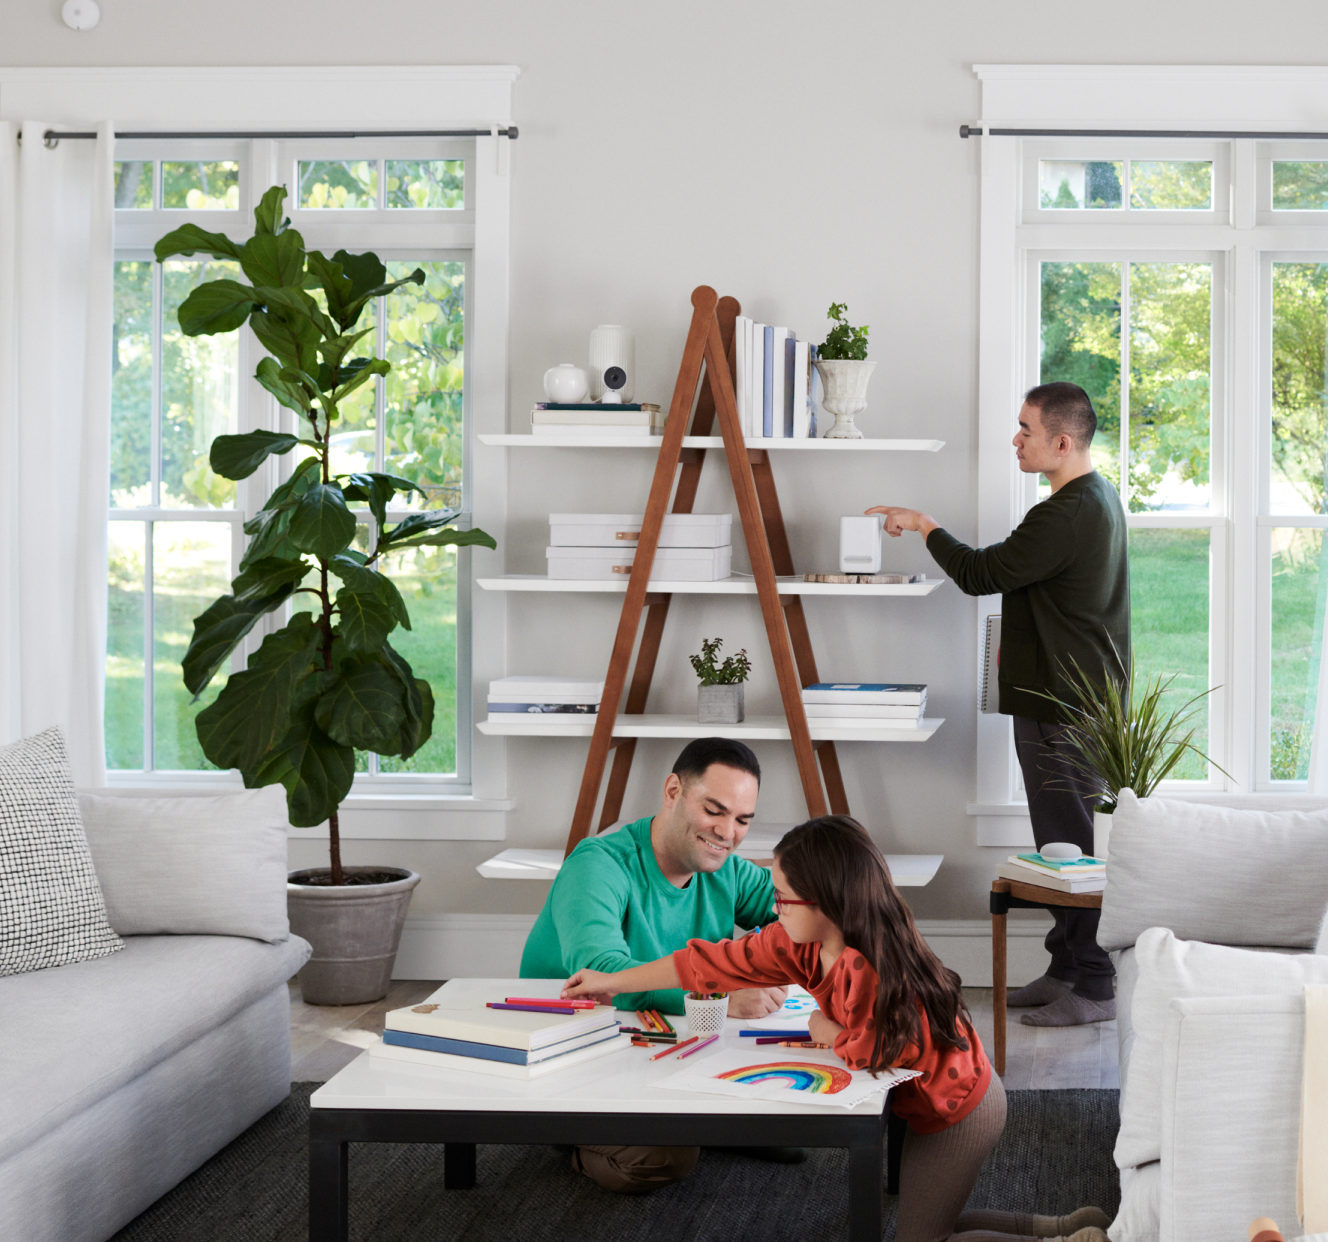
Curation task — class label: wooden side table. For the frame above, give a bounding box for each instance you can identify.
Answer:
[990,878,1104,1076]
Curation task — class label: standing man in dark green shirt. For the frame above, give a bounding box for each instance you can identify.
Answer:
[868,382,1128,1027]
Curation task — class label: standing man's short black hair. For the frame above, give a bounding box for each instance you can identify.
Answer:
[1025,381,1097,450]
[671,737,761,787]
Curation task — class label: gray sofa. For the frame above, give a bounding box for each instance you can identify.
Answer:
[0,785,309,1242]
[1100,790,1328,1242]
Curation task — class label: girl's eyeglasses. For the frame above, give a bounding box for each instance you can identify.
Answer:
[773,895,817,913]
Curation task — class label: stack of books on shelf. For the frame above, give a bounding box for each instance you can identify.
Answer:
[995,852,1107,894]
[545,512,733,582]
[531,402,663,436]
[733,317,820,438]
[801,682,928,730]
[487,676,604,722]
[370,994,628,1079]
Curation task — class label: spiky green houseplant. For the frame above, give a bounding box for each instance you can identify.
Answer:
[156,186,495,884]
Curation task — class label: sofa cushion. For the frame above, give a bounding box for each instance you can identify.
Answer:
[1108,1160,1159,1242]
[78,786,290,943]
[1099,789,1328,952]
[1115,926,1328,1170]
[0,932,310,1163]
[0,728,122,978]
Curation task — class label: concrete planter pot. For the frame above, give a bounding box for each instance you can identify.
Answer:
[698,683,745,724]
[287,866,420,1006]
[814,359,877,439]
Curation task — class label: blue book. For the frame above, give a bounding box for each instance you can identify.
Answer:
[762,324,774,437]
[382,1026,620,1065]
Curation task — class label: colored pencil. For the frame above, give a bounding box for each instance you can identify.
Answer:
[677,1034,718,1059]
[486,1003,588,1015]
[504,997,596,1009]
[650,1010,675,1034]
[738,1029,811,1038]
[635,1010,652,1030]
[650,1035,698,1061]
[628,1034,677,1043]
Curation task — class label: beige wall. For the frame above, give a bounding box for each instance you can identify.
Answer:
[7,0,1325,925]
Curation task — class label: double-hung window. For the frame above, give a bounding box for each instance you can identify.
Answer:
[109,137,476,789]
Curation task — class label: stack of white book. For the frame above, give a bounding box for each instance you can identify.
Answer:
[800,682,927,730]
[733,317,819,438]
[996,852,1106,894]
[371,993,628,1080]
[531,402,662,436]
[487,676,604,722]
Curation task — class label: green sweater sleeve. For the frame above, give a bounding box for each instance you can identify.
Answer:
[926,496,1078,597]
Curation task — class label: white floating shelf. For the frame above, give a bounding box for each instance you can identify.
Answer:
[477,842,943,886]
[477,714,943,742]
[479,434,944,452]
[477,574,945,597]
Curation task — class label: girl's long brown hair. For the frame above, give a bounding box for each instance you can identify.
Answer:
[774,815,971,1074]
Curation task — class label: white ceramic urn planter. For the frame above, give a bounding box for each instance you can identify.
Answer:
[814,359,877,439]
[1093,810,1112,860]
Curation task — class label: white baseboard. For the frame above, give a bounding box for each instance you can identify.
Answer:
[392,913,1055,989]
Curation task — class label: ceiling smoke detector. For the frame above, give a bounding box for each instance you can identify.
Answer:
[62,0,101,30]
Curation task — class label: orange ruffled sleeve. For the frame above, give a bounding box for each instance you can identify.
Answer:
[672,923,819,994]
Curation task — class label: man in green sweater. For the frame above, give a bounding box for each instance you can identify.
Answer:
[868,382,1128,1028]
[521,736,784,1191]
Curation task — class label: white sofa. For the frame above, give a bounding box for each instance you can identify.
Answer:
[0,785,310,1242]
[1100,790,1328,1242]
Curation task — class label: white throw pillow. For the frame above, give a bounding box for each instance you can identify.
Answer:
[0,728,122,977]
[1099,789,1328,952]
[1115,926,1328,1170]
[78,786,291,944]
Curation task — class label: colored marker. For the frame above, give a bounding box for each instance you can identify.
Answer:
[677,1034,718,1059]
[505,997,596,1009]
[650,1035,699,1061]
[739,1029,811,1038]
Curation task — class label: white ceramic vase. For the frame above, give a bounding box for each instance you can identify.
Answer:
[814,359,877,439]
[543,363,588,403]
[1093,810,1112,860]
[589,324,635,401]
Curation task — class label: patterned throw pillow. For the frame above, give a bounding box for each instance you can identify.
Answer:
[0,728,122,977]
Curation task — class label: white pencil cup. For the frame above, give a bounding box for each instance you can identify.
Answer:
[683,993,728,1038]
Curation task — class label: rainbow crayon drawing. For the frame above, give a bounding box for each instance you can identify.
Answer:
[715,1062,852,1094]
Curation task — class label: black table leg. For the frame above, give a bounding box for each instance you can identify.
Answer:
[847,1127,885,1242]
[885,1108,907,1196]
[309,1135,348,1242]
[444,1142,477,1189]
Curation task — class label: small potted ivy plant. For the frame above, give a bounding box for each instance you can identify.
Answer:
[690,638,752,724]
[814,302,875,439]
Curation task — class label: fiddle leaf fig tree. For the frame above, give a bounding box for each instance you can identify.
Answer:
[156,185,496,884]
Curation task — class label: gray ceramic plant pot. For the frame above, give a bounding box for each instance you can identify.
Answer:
[698,683,745,724]
[287,866,421,1006]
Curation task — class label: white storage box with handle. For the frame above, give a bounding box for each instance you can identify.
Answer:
[546,544,733,581]
[549,513,733,549]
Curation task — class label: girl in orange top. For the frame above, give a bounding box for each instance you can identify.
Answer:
[564,816,1110,1242]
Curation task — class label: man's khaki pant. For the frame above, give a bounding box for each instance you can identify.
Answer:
[571,1144,700,1193]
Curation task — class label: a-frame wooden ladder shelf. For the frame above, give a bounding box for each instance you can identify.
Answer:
[475,285,946,873]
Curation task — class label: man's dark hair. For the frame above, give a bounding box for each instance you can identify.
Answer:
[1024,381,1097,449]
[671,737,761,787]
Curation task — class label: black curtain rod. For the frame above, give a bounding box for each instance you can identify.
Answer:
[27,127,517,147]
[960,124,1328,139]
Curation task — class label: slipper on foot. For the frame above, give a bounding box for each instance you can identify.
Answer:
[1006,973,1076,1008]
[1020,990,1115,1027]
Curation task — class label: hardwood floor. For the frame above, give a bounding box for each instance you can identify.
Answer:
[288,983,1120,1088]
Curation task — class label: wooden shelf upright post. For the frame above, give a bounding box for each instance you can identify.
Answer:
[562,286,851,857]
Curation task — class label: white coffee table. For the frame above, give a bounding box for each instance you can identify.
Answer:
[309,978,896,1242]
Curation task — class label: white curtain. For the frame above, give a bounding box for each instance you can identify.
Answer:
[0,121,113,786]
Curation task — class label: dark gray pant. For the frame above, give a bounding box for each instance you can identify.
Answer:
[1012,716,1115,1002]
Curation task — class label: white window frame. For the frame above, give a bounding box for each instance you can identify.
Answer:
[969,65,1328,845]
[2,66,517,835]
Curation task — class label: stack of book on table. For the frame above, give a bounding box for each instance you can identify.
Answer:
[487,676,604,722]
[370,994,629,1079]
[996,852,1107,894]
[800,683,928,730]
[531,402,663,436]
[733,317,820,438]
[546,512,733,582]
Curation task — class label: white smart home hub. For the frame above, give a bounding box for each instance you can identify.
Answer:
[839,514,883,574]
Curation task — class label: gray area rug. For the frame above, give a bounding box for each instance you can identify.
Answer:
[111,1085,1119,1242]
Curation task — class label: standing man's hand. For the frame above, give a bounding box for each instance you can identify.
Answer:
[865,505,939,540]
[726,986,789,1018]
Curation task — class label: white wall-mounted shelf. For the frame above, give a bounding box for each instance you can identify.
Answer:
[477,713,943,742]
[480,434,944,452]
[477,574,945,597]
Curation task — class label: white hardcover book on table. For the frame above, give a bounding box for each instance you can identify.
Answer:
[385,999,618,1050]
[769,327,789,438]
[368,1033,633,1079]
[735,316,749,432]
[791,339,810,438]
[994,862,1106,894]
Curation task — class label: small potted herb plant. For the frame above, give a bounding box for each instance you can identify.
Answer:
[690,638,752,724]
[814,302,875,439]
